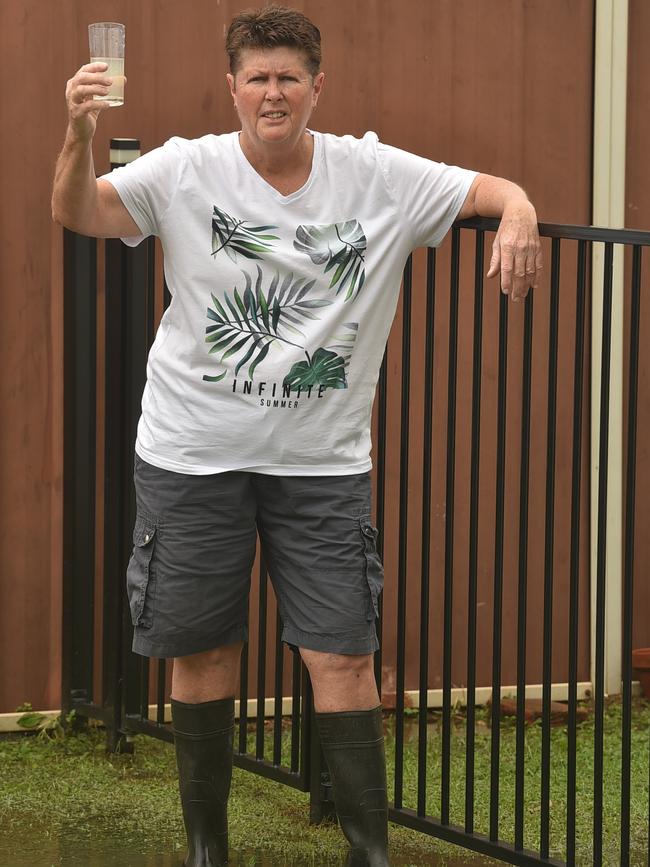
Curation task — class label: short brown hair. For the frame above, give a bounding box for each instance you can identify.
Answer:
[226,5,322,76]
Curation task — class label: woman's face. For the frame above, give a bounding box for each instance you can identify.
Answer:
[227,47,324,155]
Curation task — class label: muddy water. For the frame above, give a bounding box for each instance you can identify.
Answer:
[0,831,495,867]
[2,857,490,867]
[4,854,491,867]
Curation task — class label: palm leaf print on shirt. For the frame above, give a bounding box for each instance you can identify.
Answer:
[281,323,358,391]
[326,322,358,371]
[211,205,279,262]
[293,221,366,301]
[202,267,333,382]
[283,348,348,390]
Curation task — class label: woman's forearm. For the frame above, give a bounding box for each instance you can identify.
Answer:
[472,174,534,218]
[51,131,100,233]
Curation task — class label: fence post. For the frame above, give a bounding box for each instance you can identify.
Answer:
[61,229,97,731]
[102,137,153,752]
[591,0,628,698]
[121,234,157,736]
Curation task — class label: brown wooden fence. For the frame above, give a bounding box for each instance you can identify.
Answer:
[2,0,649,714]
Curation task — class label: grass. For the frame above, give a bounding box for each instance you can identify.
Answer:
[388,698,650,865]
[0,698,648,866]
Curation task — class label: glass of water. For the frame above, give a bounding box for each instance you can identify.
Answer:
[88,22,125,106]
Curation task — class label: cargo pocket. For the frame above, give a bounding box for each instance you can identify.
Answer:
[126,514,157,628]
[359,518,384,620]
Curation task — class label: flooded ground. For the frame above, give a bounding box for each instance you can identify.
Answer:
[0,828,496,867]
[1,850,494,867]
[3,855,494,866]
[0,848,495,867]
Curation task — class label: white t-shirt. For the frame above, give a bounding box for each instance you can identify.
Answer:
[102,130,476,475]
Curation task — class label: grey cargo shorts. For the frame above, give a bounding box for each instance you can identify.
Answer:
[126,454,384,659]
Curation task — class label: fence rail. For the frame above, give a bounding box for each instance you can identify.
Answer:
[62,149,650,865]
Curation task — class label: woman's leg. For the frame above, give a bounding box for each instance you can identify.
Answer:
[171,642,243,867]
[301,649,390,867]
[172,642,243,703]
[299,648,379,711]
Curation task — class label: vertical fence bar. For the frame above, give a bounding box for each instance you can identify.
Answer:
[566,241,587,867]
[62,230,97,720]
[239,642,249,754]
[138,658,150,720]
[273,611,284,766]
[489,292,508,842]
[620,245,642,866]
[374,350,388,694]
[156,659,167,725]
[540,238,561,858]
[291,652,301,773]
[593,241,615,866]
[306,673,320,822]
[566,239,588,866]
[514,287,534,851]
[417,248,436,817]
[375,352,388,556]
[465,231,484,833]
[441,229,461,825]
[256,560,269,760]
[394,255,413,810]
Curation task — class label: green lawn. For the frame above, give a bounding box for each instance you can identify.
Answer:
[385,699,649,865]
[0,698,648,866]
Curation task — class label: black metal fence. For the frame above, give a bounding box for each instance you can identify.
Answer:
[61,151,650,865]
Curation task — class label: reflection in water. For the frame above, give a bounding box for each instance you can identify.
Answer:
[0,825,495,866]
[0,843,265,867]
[4,852,495,866]
[2,855,491,867]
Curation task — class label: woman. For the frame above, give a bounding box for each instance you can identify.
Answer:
[52,6,541,866]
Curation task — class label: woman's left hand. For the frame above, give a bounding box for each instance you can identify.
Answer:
[487,201,543,302]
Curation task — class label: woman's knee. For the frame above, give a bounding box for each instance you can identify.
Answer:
[174,641,244,671]
[171,642,243,703]
[299,648,373,676]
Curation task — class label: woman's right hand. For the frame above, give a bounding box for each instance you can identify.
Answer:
[65,63,115,143]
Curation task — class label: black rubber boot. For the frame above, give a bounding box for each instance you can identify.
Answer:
[316,706,391,866]
[171,697,235,867]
